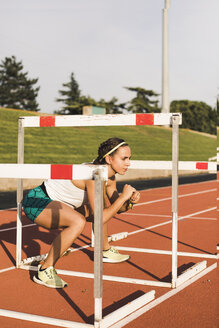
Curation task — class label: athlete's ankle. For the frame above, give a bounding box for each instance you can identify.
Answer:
[40,262,52,270]
[103,244,110,251]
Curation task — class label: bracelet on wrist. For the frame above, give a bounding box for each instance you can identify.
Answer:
[128,200,134,210]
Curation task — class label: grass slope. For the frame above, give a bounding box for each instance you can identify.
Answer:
[0,107,216,164]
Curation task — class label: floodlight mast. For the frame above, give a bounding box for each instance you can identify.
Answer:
[162,0,170,114]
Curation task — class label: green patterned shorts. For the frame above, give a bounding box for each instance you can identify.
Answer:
[23,185,52,222]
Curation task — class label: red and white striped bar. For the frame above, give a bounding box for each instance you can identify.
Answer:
[0,161,215,180]
[20,113,182,128]
[129,160,216,172]
[0,164,108,180]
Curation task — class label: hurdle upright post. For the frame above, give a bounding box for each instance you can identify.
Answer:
[171,114,180,288]
[94,169,104,327]
[16,118,24,267]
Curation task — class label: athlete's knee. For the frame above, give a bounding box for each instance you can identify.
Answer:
[69,214,86,231]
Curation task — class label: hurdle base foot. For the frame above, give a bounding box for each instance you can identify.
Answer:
[101,290,155,327]
[174,261,207,288]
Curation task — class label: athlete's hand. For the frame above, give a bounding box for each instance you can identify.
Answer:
[121,184,136,201]
[130,191,140,204]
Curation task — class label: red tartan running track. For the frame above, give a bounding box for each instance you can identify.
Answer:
[0,179,218,328]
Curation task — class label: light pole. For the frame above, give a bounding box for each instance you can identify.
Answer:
[162,0,170,114]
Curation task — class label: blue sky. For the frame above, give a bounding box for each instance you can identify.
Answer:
[0,0,218,113]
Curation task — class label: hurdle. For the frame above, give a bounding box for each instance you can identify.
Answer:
[15,113,212,289]
[0,163,156,327]
[1,112,213,327]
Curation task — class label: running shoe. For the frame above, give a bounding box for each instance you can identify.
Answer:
[33,265,68,288]
[102,247,130,263]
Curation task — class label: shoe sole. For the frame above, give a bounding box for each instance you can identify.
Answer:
[103,256,130,263]
[33,275,67,288]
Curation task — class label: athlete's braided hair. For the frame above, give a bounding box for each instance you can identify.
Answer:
[93,137,129,164]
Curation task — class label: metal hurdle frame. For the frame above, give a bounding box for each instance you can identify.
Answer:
[15,112,187,288]
[15,113,184,286]
[15,113,174,327]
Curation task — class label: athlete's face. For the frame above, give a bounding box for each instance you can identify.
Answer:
[107,146,131,176]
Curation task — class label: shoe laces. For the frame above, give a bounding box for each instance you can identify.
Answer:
[44,267,57,280]
[110,247,119,254]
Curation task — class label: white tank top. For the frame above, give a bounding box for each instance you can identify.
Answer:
[44,179,88,208]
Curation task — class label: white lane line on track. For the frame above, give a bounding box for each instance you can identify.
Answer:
[121,213,172,218]
[186,217,217,220]
[135,188,216,207]
[122,213,217,221]
[0,266,16,274]
[128,207,216,236]
[0,223,35,233]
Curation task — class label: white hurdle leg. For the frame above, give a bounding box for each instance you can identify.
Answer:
[16,202,23,266]
[16,118,24,267]
[94,169,104,328]
[171,115,179,288]
[91,223,95,247]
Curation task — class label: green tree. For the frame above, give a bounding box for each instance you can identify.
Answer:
[56,72,83,114]
[98,97,125,114]
[125,87,160,113]
[55,73,125,115]
[170,100,217,135]
[0,56,40,111]
[56,72,101,115]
